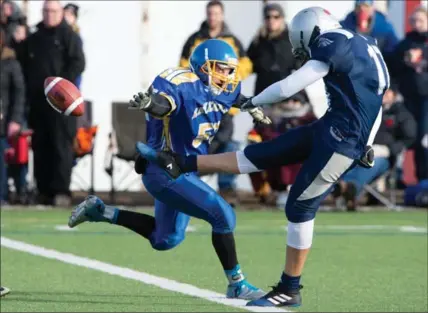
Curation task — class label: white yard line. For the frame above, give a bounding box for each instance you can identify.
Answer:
[0,237,289,313]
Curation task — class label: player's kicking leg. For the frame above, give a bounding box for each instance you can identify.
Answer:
[69,164,264,300]
[135,124,355,307]
[0,286,10,297]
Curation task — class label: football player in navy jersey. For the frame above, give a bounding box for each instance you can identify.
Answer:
[135,7,390,307]
[68,39,271,300]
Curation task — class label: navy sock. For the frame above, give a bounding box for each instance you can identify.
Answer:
[280,272,301,291]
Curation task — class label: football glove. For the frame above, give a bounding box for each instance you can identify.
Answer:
[247,107,272,125]
[238,96,272,125]
[129,87,152,111]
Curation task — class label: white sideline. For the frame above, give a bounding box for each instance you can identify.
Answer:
[1,237,289,313]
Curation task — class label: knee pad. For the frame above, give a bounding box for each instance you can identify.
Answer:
[150,231,186,251]
[206,190,236,234]
[287,219,315,250]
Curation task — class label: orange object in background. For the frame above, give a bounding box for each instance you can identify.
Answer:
[74,126,98,157]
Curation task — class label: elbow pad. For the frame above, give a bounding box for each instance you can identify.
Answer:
[146,93,176,118]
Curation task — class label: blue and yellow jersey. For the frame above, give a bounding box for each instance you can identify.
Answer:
[146,67,241,156]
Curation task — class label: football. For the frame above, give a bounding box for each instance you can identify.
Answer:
[43,77,84,116]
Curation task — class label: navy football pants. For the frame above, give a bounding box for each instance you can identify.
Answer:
[245,123,355,223]
[142,163,236,251]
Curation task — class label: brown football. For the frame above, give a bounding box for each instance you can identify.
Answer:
[44,76,84,116]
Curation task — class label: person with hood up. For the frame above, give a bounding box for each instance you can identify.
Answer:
[0,0,28,47]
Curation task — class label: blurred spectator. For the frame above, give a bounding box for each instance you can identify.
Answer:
[247,3,299,95]
[0,28,25,205]
[63,3,83,89]
[0,0,28,47]
[392,6,428,181]
[63,3,80,33]
[16,0,85,206]
[248,92,316,207]
[180,0,252,80]
[341,0,398,63]
[333,86,417,211]
[208,111,240,206]
[180,0,249,201]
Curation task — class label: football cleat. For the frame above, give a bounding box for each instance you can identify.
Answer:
[246,284,302,307]
[0,286,11,297]
[226,280,266,300]
[68,196,110,228]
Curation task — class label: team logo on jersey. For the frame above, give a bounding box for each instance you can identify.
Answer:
[330,126,344,142]
[318,37,333,48]
[192,101,228,119]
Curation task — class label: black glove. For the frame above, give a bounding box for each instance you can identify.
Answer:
[156,151,183,179]
[134,154,148,174]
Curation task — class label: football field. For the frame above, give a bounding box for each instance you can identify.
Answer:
[1,208,427,312]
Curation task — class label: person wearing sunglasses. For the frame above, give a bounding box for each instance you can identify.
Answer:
[248,3,299,96]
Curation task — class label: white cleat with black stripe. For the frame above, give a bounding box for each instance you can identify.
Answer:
[0,286,11,297]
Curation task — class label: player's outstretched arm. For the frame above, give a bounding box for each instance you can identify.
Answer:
[196,152,241,174]
[129,86,176,118]
[247,60,330,107]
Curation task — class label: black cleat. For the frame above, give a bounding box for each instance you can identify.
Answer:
[246,283,302,307]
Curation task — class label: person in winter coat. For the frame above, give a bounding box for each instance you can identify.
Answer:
[334,85,417,211]
[16,0,85,206]
[64,2,83,89]
[247,3,300,95]
[341,0,398,67]
[391,6,428,181]
[0,28,25,204]
[0,0,28,48]
[179,0,252,80]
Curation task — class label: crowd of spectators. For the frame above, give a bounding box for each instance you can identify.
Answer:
[0,0,426,209]
[0,0,85,206]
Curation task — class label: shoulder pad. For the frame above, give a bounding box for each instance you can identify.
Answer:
[158,67,199,86]
[320,29,355,40]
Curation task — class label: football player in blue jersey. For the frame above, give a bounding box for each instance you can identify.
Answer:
[68,39,272,300]
[135,7,390,308]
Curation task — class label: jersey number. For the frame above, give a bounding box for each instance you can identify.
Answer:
[367,44,390,95]
[192,122,221,148]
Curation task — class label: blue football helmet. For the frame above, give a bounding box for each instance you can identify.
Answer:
[189,39,240,94]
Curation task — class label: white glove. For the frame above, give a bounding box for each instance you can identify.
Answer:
[247,107,272,125]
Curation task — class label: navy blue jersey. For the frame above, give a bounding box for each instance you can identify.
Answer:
[310,29,390,159]
[146,67,241,155]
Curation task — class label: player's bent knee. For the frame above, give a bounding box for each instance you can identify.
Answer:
[150,232,186,251]
[285,198,317,224]
[287,219,315,250]
[206,191,236,233]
